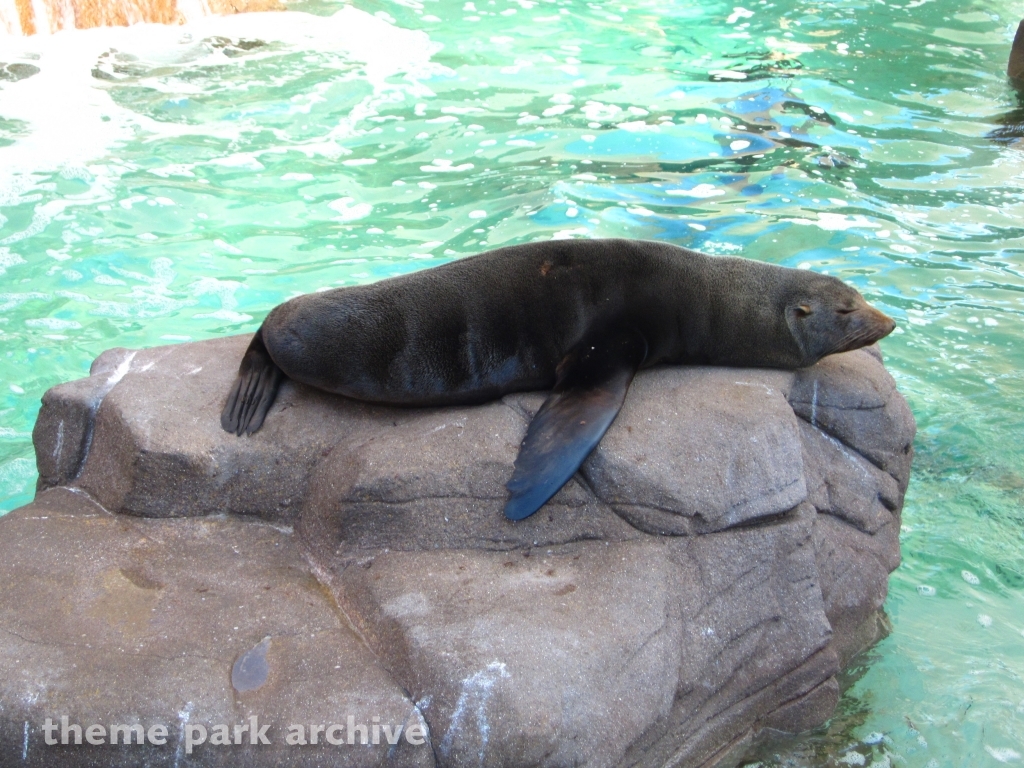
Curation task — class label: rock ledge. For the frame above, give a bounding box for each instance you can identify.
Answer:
[0,335,914,767]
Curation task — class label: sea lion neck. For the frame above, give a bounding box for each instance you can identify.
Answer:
[676,254,806,369]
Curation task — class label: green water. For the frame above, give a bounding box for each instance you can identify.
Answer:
[1,0,1022,764]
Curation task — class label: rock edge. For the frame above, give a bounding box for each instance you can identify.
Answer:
[1,335,915,768]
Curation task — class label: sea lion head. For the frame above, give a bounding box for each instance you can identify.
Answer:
[783,273,896,366]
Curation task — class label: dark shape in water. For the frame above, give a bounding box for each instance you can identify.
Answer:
[1009,20,1024,81]
[984,114,1024,144]
[208,36,268,58]
[0,63,40,82]
[989,20,1024,143]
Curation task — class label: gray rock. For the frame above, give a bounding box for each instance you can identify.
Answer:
[0,335,915,767]
[581,367,805,536]
[322,503,836,768]
[0,488,432,767]
[788,351,914,492]
[44,337,379,522]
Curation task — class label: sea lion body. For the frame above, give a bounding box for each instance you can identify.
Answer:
[222,239,895,520]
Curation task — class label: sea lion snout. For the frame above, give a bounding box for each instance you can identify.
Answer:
[850,302,895,342]
[863,305,896,342]
[828,302,896,355]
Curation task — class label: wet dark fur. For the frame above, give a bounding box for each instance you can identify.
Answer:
[221,238,895,518]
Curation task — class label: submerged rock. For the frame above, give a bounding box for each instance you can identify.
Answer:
[0,335,914,767]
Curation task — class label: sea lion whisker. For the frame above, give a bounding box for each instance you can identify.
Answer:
[825,319,887,356]
[827,328,869,356]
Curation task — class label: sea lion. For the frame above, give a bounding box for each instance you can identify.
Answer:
[1009,19,1024,81]
[221,238,895,521]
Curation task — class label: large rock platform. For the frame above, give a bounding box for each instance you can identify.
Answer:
[0,335,914,767]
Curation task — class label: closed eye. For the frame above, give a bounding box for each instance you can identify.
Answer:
[836,307,857,315]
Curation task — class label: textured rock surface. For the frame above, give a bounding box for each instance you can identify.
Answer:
[0,488,432,767]
[1,335,915,767]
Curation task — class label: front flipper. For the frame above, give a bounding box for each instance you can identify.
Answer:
[221,328,285,436]
[504,326,648,521]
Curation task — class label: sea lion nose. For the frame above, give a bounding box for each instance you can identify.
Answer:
[877,308,896,331]
[866,306,896,340]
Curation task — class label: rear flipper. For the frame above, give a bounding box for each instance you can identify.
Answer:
[221,328,285,436]
[504,326,648,521]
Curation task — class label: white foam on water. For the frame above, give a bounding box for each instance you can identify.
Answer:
[666,183,725,198]
[785,212,880,231]
[0,248,26,276]
[328,197,373,221]
[0,7,446,202]
[985,746,1022,763]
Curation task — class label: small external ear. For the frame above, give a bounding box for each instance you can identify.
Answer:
[793,303,813,317]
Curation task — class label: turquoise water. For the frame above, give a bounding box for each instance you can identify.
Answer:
[1,0,1023,764]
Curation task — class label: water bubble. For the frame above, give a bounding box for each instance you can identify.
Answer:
[961,570,980,585]
[917,585,936,596]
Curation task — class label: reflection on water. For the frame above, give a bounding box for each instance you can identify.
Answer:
[1,0,1022,764]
